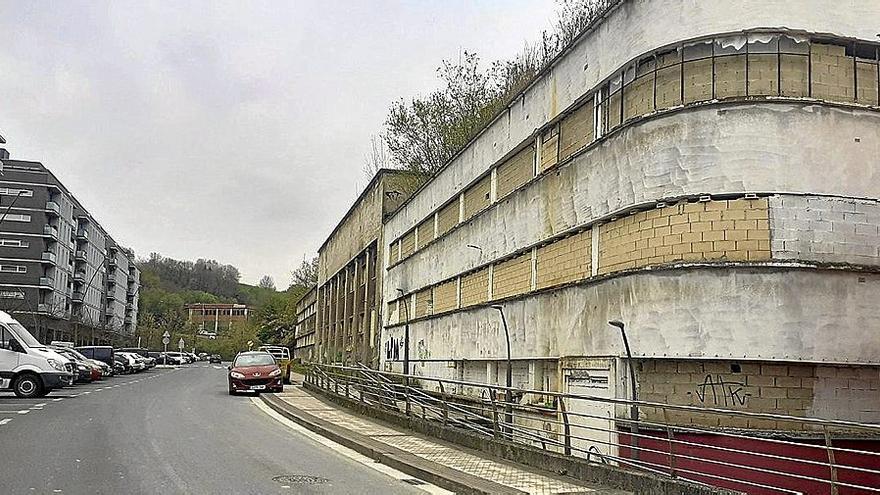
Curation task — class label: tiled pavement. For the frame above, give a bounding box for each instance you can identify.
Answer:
[273,385,630,495]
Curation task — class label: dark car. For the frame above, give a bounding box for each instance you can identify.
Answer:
[227,351,283,395]
[113,354,133,374]
[208,354,222,364]
[75,346,114,367]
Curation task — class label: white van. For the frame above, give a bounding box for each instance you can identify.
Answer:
[0,311,74,397]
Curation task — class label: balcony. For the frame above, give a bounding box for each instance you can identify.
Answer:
[37,303,51,313]
[74,250,87,261]
[108,257,117,267]
[42,225,58,239]
[107,291,116,301]
[124,316,132,324]
[73,270,86,283]
[45,201,60,216]
[104,307,114,316]
[76,230,89,241]
[41,251,57,264]
[38,277,55,288]
[71,291,84,302]
[107,274,116,285]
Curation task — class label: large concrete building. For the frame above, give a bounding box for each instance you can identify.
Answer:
[381,0,879,443]
[0,145,140,344]
[293,286,316,362]
[313,169,418,367]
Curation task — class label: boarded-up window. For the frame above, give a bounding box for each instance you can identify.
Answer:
[462,175,491,220]
[536,230,591,289]
[491,253,532,300]
[432,280,458,314]
[539,126,559,172]
[460,268,489,307]
[416,216,434,249]
[414,288,433,318]
[811,41,855,102]
[780,36,809,97]
[714,37,746,98]
[683,41,713,104]
[559,99,595,161]
[389,240,400,265]
[496,146,535,199]
[747,35,779,96]
[855,44,879,106]
[655,48,682,109]
[623,60,654,121]
[436,199,460,237]
[400,229,416,259]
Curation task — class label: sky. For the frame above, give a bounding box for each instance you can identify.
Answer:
[0,0,558,287]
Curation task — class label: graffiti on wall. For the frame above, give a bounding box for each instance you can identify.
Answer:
[689,374,751,407]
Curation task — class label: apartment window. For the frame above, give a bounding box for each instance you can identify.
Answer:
[0,239,29,248]
[0,188,33,198]
[3,214,31,223]
[0,265,27,273]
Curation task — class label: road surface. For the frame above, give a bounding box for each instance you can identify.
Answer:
[0,364,429,494]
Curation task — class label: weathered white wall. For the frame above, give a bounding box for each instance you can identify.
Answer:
[384,0,880,245]
[387,104,880,294]
[383,268,880,365]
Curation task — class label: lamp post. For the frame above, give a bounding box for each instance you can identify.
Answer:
[609,320,639,461]
[396,288,411,416]
[491,305,513,438]
[0,190,26,225]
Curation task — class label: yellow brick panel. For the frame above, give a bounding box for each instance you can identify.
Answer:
[460,269,489,307]
[683,59,713,104]
[496,146,535,199]
[715,54,747,98]
[559,100,594,161]
[492,253,532,300]
[748,53,779,96]
[416,216,434,249]
[780,54,809,97]
[414,288,433,319]
[624,74,654,121]
[811,43,855,102]
[655,65,682,109]
[432,280,458,314]
[856,62,879,106]
[462,175,491,220]
[400,229,416,259]
[606,91,622,130]
[598,199,771,274]
[389,241,399,265]
[536,230,591,290]
[436,200,459,237]
[540,128,559,172]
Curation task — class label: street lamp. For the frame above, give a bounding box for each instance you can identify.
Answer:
[396,288,412,416]
[0,190,27,225]
[491,305,513,438]
[609,320,639,461]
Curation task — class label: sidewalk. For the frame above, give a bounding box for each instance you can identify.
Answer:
[262,381,631,495]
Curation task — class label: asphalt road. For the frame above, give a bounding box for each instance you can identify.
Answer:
[0,364,428,495]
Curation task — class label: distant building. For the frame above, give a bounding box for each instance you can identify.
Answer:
[293,286,316,361]
[314,169,419,367]
[0,146,140,343]
[185,303,251,333]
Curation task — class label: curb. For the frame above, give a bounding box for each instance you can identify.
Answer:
[260,392,526,495]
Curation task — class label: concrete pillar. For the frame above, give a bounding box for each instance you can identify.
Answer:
[487,361,497,385]
[528,361,544,391]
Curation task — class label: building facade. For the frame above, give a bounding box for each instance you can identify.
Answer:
[381,0,879,443]
[314,169,418,367]
[185,303,251,335]
[0,147,140,344]
[293,286,316,362]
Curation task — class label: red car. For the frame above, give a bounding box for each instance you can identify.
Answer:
[227,351,283,395]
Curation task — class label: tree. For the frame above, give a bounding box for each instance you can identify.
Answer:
[258,275,276,291]
[290,256,318,289]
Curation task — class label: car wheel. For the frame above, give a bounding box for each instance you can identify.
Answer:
[13,373,43,398]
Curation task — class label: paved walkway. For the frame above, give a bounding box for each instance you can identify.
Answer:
[271,382,631,495]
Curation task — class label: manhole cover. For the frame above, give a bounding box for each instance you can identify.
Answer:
[272,475,330,485]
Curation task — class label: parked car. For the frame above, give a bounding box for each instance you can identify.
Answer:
[113,354,133,374]
[227,351,284,395]
[0,311,74,397]
[119,348,156,368]
[164,352,189,364]
[75,346,114,367]
[117,352,146,372]
[51,346,98,383]
[208,354,222,364]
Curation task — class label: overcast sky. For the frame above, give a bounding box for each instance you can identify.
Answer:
[0,0,557,287]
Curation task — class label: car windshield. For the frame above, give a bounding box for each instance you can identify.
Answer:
[234,354,275,367]
[7,321,43,348]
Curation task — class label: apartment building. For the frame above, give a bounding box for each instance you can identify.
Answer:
[380,0,880,472]
[293,286,316,362]
[185,303,251,334]
[314,169,418,367]
[0,146,140,343]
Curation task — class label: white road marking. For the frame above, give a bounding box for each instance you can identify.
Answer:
[251,397,452,495]
[17,410,29,414]
[0,418,12,425]
[212,366,223,370]
[52,398,63,402]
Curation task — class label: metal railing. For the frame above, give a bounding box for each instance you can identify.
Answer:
[303,363,880,495]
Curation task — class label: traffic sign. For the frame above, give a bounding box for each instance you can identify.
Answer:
[162,331,171,338]
[178,338,185,350]
[162,336,170,345]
